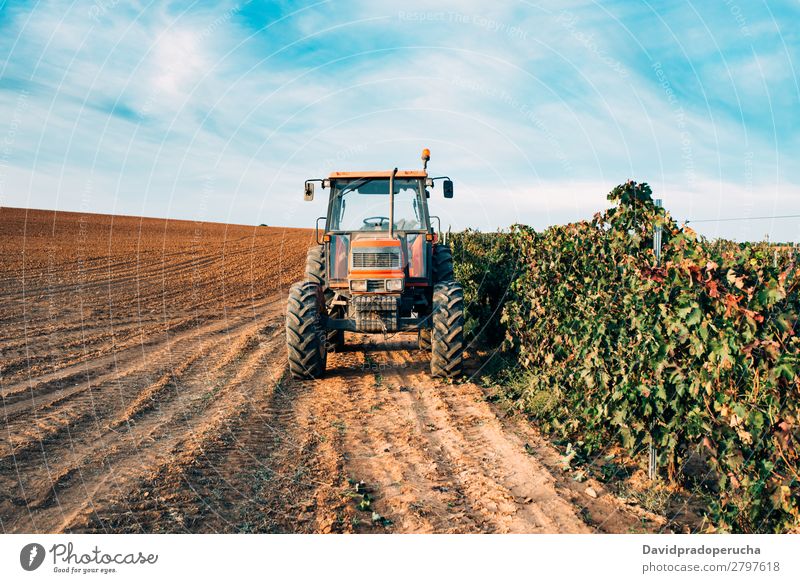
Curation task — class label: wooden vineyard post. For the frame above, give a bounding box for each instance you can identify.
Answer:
[649,198,663,480]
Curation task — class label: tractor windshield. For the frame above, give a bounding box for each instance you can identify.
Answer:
[329,178,426,232]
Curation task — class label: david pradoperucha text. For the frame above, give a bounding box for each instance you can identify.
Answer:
[643,544,760,559]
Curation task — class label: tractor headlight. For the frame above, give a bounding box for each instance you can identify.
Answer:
[385,279,404,292]
[350,280,368,292]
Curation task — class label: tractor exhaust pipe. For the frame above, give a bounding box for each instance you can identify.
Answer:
[389,167,397,239]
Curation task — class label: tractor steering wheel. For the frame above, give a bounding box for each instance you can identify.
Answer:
[363,216,391,228]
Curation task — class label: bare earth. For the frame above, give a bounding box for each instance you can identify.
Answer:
[0,207,665,533]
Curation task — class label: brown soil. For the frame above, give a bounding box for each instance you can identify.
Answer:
[1,207,670,533]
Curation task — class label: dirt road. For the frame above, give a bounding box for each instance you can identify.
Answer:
[1,208,663,533]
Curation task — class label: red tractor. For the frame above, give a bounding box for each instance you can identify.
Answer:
[286,148,463,379]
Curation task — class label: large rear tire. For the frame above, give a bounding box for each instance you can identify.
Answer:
[305,244,336,302]
[305,245,342,351]
[305,245,326,285]
[430,281,464,378]
[432,244,454,283]
[286,281,327,379]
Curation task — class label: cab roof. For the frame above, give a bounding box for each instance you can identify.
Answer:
[329,170,428,179]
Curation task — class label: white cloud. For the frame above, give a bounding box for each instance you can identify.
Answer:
[151,30,205,100]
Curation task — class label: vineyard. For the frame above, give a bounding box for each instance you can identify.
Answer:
[451,181,800,533]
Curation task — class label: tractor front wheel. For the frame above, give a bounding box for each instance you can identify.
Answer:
[430,281,464,378]
[286,281,327,379]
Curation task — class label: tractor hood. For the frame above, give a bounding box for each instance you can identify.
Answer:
[328,231,428,285]
[349,236,403,274]
[346,236,405,293]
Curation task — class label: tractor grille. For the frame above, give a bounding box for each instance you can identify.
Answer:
[366,280,386,292]
[352,251,400,269]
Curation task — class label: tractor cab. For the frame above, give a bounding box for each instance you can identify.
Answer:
[324,170,434,295]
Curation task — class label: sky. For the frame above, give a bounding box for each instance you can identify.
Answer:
[0,0,798,241]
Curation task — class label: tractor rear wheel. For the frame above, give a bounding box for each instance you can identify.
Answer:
[432,244,454,283]
[418,328,431,351]
[306,244,336,304]
[305,245,326,285]
[430,281,464,378]
[305,245,342,350]
[286,281,327,379]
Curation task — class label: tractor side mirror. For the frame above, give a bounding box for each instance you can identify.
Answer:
[443,180,453,199]
[304,182,314,201]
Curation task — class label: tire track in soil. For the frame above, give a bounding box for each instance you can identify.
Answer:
[74,328,665,534]
[0,301,286,533]
[3,314,666,533]
[0,301,278,450]
[305,334,663,534]
[87,350,356,534]
[319,336,588,533]
[323,343,483,533]
[1,313,237,414]
[53,320,287,533]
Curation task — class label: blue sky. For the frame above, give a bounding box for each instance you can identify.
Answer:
[1,0,798,240]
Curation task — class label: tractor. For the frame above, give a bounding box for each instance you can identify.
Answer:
[286,148,464,379]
